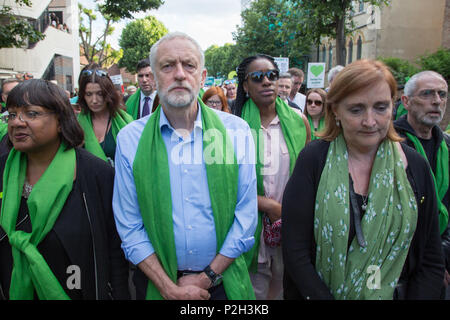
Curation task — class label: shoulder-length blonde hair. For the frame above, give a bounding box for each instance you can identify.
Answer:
[317,59,402,142]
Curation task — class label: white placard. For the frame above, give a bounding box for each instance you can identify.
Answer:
[274,57,289,74]
[109,74,123,85]
[307,63,326,88]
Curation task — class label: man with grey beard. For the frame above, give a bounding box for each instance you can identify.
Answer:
[394,70,450,299]
[112,32,257,300]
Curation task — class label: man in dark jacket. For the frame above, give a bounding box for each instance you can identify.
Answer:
[393,70,450,299]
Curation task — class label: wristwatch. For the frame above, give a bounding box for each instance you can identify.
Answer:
[203,265,223,287]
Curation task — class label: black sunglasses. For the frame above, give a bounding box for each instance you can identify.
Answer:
[245,70,279,83]
[307,99,323,106]
[81,69,108,77]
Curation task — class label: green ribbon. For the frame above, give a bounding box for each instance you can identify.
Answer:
[132,100,255,300]
[315,135,418,299]
[0,143,75,299]
[125,88,141,120]
[77,109,133,161]
[240,97,306,272]
[307,115,325,141]
[405,132,449,234]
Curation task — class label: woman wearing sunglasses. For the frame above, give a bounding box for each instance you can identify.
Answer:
[234,54,311,299]
[0,79,130,299]
[77,65,133,165]
[282,60,444,300]
[304,88,327,140]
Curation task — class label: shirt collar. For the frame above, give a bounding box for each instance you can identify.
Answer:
[159,101,203,133]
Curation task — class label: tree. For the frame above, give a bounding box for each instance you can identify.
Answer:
[204,43,240,78]
[79,3,123,68]
[118,16,168,73]
[289,0,389,66]
[418,48,450,82]
[100,0,164,19]
[377,57,419,87]
[233,0,315,70]
[0,0,45,48]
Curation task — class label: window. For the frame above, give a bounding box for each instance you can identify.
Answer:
[348,39,353,64]
[322,45,326,63]
[356,36,362,60]
[359,0,364,12]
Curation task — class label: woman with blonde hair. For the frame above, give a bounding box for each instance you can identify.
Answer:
[282,59,444,299]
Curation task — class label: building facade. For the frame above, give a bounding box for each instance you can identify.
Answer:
[310,0,448,86]
[0,0,80,92]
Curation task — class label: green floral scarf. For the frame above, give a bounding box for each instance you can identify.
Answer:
[132,100,255,300]
[314,135,418,299]
[0,143,75,299]
[241,97,306,272]
[78,109,133,162]
[404,132,449,234]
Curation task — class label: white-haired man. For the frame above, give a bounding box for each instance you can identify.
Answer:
[394,70,450,298]
[112,32,257,300]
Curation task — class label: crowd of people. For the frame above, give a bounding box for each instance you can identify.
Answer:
[0,31,448,301]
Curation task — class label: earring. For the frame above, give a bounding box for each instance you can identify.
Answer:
[245,91,249,98]
[336,119,340,127]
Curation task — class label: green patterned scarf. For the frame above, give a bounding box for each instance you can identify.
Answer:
[77,109,133,162]
[307,115,324,141]
[0,143,75,299]
[404,132,449,234]
[241,97,306,272]
[314,135,418,299]
[132,100,255,300]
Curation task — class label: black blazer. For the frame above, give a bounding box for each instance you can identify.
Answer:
[0,148,130,300]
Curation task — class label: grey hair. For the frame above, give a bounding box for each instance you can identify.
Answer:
[404,70,447,97]
[279,72,293,80]
[149,32,205,72]
[327,65,344,83]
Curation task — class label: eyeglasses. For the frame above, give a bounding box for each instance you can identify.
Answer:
[2,110,55,123]
[245,70,279,83]
[80,69,108,77]
[307,99,323,106]
[206,100,222,106]
[223,79,236,85]
[414,89,447,100]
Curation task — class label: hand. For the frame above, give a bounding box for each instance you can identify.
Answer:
[177,272,211,290]
[258,196,282,223]
[168,284,211,300]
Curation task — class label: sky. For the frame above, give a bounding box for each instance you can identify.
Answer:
[78,0,243,51]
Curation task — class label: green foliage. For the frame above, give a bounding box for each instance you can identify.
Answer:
[204,44,241,78]
[0,1,45,48]
[377,57,419,87]
[118,16,168,73]
[233,0,311,68]
[100,0,164,19]
[79,3,122,68]
[418,48,450,82]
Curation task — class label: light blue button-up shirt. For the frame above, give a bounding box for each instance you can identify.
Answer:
[112,105,258,271]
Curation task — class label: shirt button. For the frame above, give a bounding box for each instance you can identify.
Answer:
[187,225,192,230]
[189,250,193,254]
[184,169,188,173]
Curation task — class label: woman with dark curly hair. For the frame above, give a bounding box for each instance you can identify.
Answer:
[77,64,133,165]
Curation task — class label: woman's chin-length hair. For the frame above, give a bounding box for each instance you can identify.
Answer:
[317,59,402,142]
[6,79,84,149]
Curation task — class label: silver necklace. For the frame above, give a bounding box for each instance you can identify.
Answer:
[23,180,33,199]
[361,194,368,211]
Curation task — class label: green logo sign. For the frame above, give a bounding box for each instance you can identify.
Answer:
[311,65,324,77]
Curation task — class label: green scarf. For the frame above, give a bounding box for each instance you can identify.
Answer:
[241,97,307,272]
[0,143,75,299]
[315,135,417,299]
[132,100,255,300]
[125,88,141,120]
[405,132,449,234]
[307,115,325,141]
[0,121,8,140]
[77,109,133,162]
[395,103,408,120]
